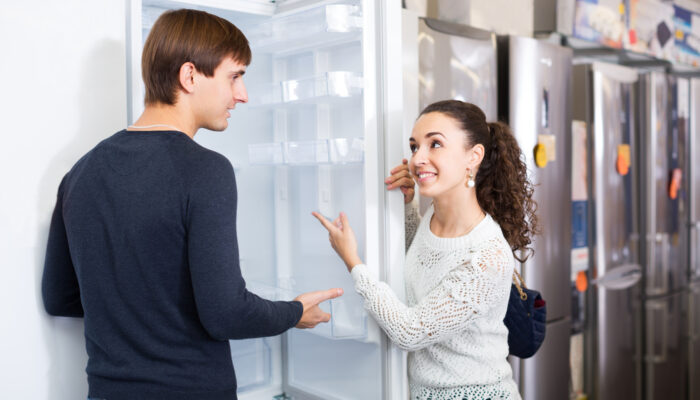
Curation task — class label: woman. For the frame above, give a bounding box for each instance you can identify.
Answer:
[313,100,537,400]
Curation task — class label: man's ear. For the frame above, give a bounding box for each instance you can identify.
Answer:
[179,62,197,94]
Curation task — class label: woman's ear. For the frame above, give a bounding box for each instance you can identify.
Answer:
[468,143,485,170]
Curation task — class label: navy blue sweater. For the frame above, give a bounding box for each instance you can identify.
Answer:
[42,129,303,400]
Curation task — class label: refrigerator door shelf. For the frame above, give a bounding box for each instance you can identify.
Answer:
[229,337,272,393]
[248,72,363,107]
[248,138,364,166]
[246,4,362,54]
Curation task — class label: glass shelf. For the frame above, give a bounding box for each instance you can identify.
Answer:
[246,280,368,340]
[248,138,364,166]
[248,71,363,107]
[246,4,362,54]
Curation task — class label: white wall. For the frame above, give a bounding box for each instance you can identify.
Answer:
[0,1,126,398]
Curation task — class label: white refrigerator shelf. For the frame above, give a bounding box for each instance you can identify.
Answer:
[248,138,364,166]
[246,4,362,54]
[247,280,368,340]
[248,71,363,107]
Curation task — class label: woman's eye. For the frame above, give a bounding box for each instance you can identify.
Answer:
[430,141,442,149]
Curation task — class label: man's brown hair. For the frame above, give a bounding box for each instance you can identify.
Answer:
[142,9,252,105]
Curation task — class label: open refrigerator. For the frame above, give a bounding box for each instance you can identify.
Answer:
[126,1,408,399]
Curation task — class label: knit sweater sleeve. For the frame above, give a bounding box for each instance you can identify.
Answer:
[186,153,302,340]
[350,237,512,351]
[404,202,420,250]
[42,176,84,317]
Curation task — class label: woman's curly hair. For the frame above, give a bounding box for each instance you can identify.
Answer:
[420,100,539,262]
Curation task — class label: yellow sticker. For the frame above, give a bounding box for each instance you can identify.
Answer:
[619,3,625,15]
[618,144,630,165]
[538,134,556,161]
[616,144,630,176]
[676,29,685,40]
[534,144,548,168]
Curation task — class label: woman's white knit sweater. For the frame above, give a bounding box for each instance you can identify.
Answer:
[350,205,520,400]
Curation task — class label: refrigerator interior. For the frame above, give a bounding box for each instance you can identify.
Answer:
[497,36,572,400]
[129,1,383,399]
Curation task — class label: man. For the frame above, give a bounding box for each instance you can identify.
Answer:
[42,9,342,400]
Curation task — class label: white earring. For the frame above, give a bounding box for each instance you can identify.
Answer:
[467,171,475,188]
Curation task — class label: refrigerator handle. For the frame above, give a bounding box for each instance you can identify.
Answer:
[646,300,669,364]
[691,286,700,341]
[647,233,670,294]
[690,222,700,279]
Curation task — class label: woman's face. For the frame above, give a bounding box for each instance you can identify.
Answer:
[409,112,475,199]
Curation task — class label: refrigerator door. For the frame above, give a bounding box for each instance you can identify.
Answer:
[498,36,572,400]
[519,318,571,400]
[644,293,687,400]
[575,63,643,400]
[418,18,498,121]
[498,35,572,323]
[689,282,700,400]
[128,1,396,399]
[641,71,688,296]
[690,78,700,281]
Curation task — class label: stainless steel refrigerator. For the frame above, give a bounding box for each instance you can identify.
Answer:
[688,76,700,400]
[414,16,498,213]
[638,71,689,400]
[497,36,573,400]
[572,62,643,400]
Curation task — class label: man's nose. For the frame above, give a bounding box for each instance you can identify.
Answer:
[235,81,248,103]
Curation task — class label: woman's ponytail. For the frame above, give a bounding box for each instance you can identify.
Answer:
[477,122,539,261]
[419,100,538,261]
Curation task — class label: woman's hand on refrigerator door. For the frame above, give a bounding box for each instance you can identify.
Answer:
[312,211,362,272]
[385,159,415,204]
[294,288,344,329]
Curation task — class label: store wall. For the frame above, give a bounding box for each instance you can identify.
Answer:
[0,1,126,398]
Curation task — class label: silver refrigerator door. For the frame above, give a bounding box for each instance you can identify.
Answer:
[690,78,700,281]
[642,72,688,297]
[500,36,572,400]
[690,77,700,400]
[577,62,643,400]
[417,18,498,120]
[416,17,497,215]
[644,292,687,400]
[640,72,688,400]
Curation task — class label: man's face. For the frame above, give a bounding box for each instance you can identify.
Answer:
[193,56,248,132]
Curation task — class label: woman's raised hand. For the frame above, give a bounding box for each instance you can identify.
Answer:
[385,158,415,204]
[312,211,363,272]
